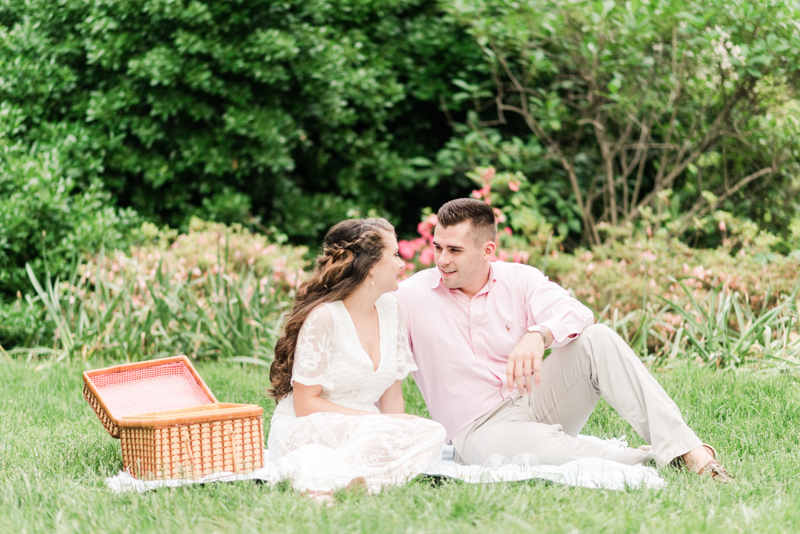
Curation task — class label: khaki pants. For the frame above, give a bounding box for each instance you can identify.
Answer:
[452,324,702,467]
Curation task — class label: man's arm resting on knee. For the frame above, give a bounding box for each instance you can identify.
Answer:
[510,267,595,393]
[506,326,554,394]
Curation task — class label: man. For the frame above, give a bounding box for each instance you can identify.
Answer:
[395,198,730,481]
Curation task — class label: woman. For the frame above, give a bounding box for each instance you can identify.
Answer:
[267,218,446,494]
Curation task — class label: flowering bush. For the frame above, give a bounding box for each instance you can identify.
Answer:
[127,218,308,290]
[393,166,800,367]
[2,219,310,361]
[397,167,540,277]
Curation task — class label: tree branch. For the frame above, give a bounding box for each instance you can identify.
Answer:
[673,166,775,235]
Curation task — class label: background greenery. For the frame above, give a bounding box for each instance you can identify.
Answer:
[1,2,799,527]
[1,0,799,358]
[0,0,482,241]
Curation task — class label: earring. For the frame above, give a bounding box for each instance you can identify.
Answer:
[371,275,374,286]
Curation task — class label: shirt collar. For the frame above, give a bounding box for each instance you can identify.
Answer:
[430,273,442,289]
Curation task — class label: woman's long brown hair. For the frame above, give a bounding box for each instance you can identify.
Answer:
[268,218,394,400]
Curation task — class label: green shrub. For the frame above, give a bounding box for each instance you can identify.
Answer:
[436,0,800,248]
[0,295,47,351]
[2,219,308,359]
[551,232,800,315]
[0,0,483,240]
[0,141,140,299]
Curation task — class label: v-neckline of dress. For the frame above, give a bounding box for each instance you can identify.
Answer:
[337,299,384,373]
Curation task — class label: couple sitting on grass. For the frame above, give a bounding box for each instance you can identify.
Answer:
[267,198,731,494]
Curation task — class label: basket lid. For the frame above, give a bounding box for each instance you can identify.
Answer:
[83,356,217,422]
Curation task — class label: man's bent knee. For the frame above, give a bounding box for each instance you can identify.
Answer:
[577,323,615,342]
[562,323,613,357]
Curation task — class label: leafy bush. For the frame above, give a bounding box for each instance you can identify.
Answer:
[652,279,800,369]
[0,141,139,299]
[436,0,800,248]
[552,231,799,314]
[0,0,483,240]
[1,219,308,360]
[130,218,308,289]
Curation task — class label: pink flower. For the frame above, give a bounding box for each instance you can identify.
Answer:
[419,247,434,266]
[417,221,434,238]
[498,250,508,261]
[413,236,429,249]
[493,208,506,223]
[646,226,652,238]
[692,265,706,281]
[719,220,727,232]
[398,240,416,260]
[509,181,520,192]
[503,226,512,235]
[471,189,482,199]
[481,167,496,183]
[426,213,438,226]
[405,263,415,271]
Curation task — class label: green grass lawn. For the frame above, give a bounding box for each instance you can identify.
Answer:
[1,360,799,533]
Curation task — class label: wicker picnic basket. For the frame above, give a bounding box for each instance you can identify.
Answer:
[83,355,264,480]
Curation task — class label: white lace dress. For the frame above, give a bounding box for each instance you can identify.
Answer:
[267,294,446,493]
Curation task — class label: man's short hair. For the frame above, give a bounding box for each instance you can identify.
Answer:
[437,198,497,243]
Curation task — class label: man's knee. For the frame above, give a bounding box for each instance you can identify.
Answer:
[563,323,611,356]
[573,323,640,367]
[577,323,615,343]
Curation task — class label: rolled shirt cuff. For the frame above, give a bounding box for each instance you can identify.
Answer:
[536,319,576,349]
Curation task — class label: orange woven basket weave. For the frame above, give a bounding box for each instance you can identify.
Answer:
[83,355,264,480]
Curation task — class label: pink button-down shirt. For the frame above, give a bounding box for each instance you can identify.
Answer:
[394,261,595,442]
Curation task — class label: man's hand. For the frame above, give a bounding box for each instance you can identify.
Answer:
[506,328,552,394]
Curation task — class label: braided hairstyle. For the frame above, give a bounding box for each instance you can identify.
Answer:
[268,217,395,400]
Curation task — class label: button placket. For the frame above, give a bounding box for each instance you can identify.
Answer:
[470,293,487,357]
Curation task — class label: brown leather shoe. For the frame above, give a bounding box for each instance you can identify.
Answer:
[678,443,733,483]
[698,458,733,483]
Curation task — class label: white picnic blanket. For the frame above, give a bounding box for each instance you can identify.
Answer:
[105,436,665,494]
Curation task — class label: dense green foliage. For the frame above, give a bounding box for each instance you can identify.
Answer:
[4,0,797,252]
[0,141,139,298]
[439,0,800,248]
[2,0,800,324]
[2,361,800,532]
[0,0,480,241]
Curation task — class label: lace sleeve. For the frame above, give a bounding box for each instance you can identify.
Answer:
[291,305,336,390]
[394,299,418,380]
